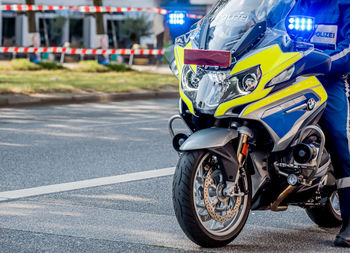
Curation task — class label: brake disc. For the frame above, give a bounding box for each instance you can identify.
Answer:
[203,168,242,223]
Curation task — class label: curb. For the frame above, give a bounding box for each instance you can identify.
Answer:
[0,90,179,108]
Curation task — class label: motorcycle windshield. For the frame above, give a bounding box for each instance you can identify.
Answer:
[197,0,295,51]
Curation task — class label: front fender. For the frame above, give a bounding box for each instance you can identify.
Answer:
[180,128,238,151]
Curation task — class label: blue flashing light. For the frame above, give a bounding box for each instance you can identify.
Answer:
[168,11,186,25]
[287,15,315,32]
[286,15,315,40]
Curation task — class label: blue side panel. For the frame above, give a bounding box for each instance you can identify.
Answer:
[261,93,319,138]
[263,110,305,138]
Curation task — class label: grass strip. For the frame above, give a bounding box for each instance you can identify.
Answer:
[0,71,178,94]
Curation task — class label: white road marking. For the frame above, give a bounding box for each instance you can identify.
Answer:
[0,167,175,201]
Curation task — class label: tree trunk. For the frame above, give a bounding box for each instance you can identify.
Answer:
[94,0,105,35]
[26,0,37,33]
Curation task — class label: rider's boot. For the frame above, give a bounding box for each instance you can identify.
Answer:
[335,216,350,247]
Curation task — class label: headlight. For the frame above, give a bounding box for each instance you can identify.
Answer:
[180,65,262,114]
[182,66,200,90]
[224,66,262,102]
[181,65,201,100]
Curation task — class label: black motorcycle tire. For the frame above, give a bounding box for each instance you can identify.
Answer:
[306,193,342,228]
[172,150,252,248]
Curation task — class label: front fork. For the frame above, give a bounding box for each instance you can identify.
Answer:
[224,126,253,197]
[237,133,249,166]
[236,126,254,166]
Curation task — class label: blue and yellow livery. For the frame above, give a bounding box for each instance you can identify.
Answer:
[172,39,329,151]
[168,0,339,248]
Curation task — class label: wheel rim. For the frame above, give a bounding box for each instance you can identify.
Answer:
[193,153,249,237]
[330,191,341,216]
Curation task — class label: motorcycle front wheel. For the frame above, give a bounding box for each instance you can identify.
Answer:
[172,150,251,248]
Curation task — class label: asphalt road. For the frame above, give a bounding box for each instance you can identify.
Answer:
[0,99,347,253]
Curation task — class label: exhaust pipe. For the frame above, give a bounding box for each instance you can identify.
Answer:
[270,185,296,212]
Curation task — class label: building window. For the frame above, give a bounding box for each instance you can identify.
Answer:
[2,17,16,46]
[69,18,83,48]
[39,17,69,47]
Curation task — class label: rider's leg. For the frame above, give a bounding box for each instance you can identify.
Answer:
[319,76,350,247]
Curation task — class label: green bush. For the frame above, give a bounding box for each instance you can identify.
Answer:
[106,64,132,72]
[74,60,109,73]
[38,61,65,70]
[0,59,65,71]
[0,59,132,73]
[9,59,42,71]
[74,60,133,73]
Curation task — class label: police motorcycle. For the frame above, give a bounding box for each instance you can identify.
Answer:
[166,0,342,248]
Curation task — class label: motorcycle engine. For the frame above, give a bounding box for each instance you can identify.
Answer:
[276,128,330,185]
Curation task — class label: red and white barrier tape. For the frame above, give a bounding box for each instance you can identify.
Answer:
[186,14,204,19]
[1,5,168,15]
[0,5,204,19]
[0,47,164,56]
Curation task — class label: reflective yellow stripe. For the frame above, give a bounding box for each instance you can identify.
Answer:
[179,90,195,114]
[215,45,303,117]
[312,84,328,105]
[231,45,302,91]
[215,88,272,117]
[241,77,323,117]
[175,43,195,80]
[175,43,195,114]
[174,46,184,80]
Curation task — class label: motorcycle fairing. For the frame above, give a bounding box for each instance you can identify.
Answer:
[174,43,303,117]
[174,41,328,151]
[172,0,331,151]
[174,42,197,114]
[214,44,303,117]
[240,76,327,151]
[240,77,326,117]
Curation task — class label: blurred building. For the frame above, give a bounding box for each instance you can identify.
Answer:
[1,0,214,49]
